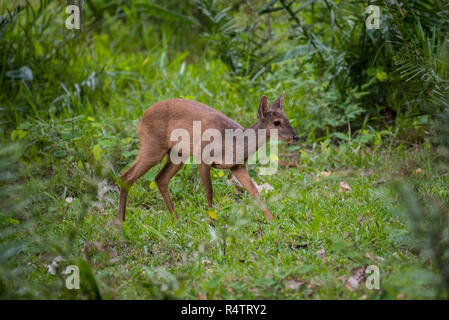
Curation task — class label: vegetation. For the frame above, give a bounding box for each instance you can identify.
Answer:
[0,0,448,299]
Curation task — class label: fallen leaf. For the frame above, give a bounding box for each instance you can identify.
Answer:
[362,169,374,177]
[338,181,351,193]
[345,266,365,290]
[279,160,298,168]
[320,171,331,177]
[315,170,331,181]
[284,279,305,290]
[47,256,64,275]
[365,252,385,262]
[307,279,323,289]
[207,210,217,220]
[344,283,354,292]
[415,168,423,174]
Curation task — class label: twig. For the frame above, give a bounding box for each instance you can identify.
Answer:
[278,0,325,63]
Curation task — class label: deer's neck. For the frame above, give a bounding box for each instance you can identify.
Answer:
[242,121,269,160]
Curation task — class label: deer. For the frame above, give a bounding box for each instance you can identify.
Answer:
[117,93,298,225]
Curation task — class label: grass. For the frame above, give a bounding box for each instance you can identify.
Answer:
[1,1,448,299]
[8,135,444,299]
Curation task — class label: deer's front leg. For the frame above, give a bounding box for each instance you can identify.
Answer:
[230,165,274,221]
[199,164,214,224]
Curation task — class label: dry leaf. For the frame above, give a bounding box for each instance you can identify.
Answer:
[315,171,331,181]
[307,279,323,289]
[365,252,385,262]
[279,160,298,168]
[316,249,326,261]
[284,279,305,290]
[46,256,64,275]
[345,266,365,290]
[362,169,374,177]
[415,168,423,174]
[338,181,351,193]
[207,210,217,220]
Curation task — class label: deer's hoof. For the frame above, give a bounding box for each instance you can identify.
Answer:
[171,211,180,222]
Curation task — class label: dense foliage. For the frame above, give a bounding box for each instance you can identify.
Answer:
[1,0,448,299]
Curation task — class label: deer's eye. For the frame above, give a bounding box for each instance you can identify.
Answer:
[274,121,281,126]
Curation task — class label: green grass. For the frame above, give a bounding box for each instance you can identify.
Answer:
[1,1,448,300]
[9,137,443,299]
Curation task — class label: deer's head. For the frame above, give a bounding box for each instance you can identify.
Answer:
[257,93,298,143]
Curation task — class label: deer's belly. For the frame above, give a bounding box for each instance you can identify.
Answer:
[212,163,239,170]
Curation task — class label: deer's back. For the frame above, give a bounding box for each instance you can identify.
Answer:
[139,98,243,141]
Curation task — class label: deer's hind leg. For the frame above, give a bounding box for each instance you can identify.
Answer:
[118,144,167,223]
[199,164,214,224]
[155,154,183,220]
[230,165,274,221]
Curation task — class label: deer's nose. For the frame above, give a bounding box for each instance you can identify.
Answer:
[293,135,299,142]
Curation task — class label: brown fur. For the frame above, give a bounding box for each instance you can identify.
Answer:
[117,94,297,224]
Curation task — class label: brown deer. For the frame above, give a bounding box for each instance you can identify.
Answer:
[117,93,298,224]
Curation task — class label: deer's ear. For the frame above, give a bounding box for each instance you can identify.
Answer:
[257,95,269,120]
[270,93,284,111]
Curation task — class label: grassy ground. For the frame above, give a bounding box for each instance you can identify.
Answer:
[15,141,442,299]
[90,155,440,300]
[1,1,447,299]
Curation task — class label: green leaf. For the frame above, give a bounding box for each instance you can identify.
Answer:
[123,150,138,158]
[10,129,27,141]
[53,150,67,158]
[92,144,103,161]
[376,71,389,82]
[208,209,217,220]
[333,132,349,141]
[136,2,200,26]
